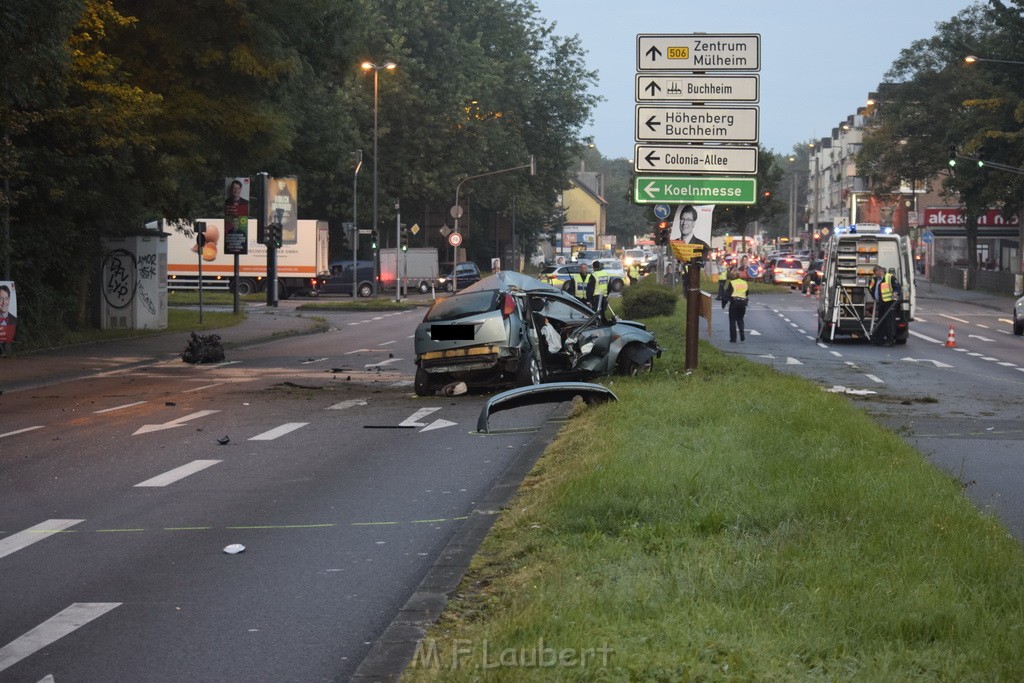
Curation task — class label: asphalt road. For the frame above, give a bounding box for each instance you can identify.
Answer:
[0,306,559,682]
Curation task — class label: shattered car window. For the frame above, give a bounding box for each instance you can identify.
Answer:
[424,291,499,322]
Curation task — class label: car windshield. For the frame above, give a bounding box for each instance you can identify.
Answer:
[424,290,500,322]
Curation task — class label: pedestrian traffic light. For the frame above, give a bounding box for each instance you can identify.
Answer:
[195,221,207,248]
[948,144,957,167]
[370,230,378,250]
[268,223,282,248]
[400,224,409,251]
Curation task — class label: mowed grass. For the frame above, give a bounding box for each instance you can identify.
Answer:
[405,305,1024,681]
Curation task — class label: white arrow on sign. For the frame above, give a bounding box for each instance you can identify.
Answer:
[635,105,759,143]
[399,407,457,432]
[633,144,758,175]
[133,410,220,435]
[968,334,995,342]
[635,74,759,103]
[901,357,953,368]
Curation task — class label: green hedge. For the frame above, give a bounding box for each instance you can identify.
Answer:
[619,277,677,318]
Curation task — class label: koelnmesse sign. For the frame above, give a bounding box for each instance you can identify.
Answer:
[633,176,758,205]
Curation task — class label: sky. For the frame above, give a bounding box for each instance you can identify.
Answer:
[530,0,980,160]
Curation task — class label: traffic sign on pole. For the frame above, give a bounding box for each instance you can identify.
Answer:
[635,105,758,143]
[634,144,758,175]
[635,74,759,103]
[637,34,760,72]
[633,176,757,205]
[448,232,463,247]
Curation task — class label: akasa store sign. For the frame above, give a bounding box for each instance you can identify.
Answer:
[922,207,1020,229]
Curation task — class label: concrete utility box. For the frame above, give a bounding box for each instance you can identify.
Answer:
[100,232,169,330]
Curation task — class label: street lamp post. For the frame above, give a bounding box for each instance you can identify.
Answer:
[361,60,396,296]
[352,150,362,296]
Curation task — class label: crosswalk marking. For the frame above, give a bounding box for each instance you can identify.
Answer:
[249,423,309,441]
[0,519,83,561]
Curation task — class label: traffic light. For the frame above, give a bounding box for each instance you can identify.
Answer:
[195,221,207,248]
[370,230,378,250]
[656,221,670,246]
[761,190,772,201]
[948,144,957,167]
[400,224,408,251]
[267,223,282,248]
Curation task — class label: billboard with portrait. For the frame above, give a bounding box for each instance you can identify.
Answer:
[0,280,18,343]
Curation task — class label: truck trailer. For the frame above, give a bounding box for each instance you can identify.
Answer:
[167,219,329,298]
[379,247,439,294]
[816,224,916,343]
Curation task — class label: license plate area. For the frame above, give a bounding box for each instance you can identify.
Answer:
[431,324,475,341]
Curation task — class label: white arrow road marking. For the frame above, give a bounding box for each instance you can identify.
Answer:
[133,410,220,435]
[365,358,402,368]
[968,334,995,342]
[135,460,221,487]
[401,407,441,427]
[786,357,803,365]
[421,419,458,432]
[0,426,45,439]
[0,603,121,674]
[249,423,309,441]
[901,357,953,368]
[327,399,368,411]
[749,330,761,336]
[0,519,83,561]
[94,401,147,414]
[301,357,329,365]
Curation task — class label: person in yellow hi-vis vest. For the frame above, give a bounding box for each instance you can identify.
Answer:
[591,261,609,302]
[869,264,901,346]
[723,267,749,342]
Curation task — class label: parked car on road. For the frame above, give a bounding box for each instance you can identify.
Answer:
[437,262,481,292]
[413,271,661,395]
[538,263,580,289]
[1014,294,1024,335]
[766,256,806,287]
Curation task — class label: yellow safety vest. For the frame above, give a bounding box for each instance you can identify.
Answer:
[878,273,894,302]
[570,272,591,299]
[593,269,609,297]
[730,277,748,298]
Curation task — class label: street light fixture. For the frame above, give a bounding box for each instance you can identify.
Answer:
[964,55,1024,66]
[361,60,396,296]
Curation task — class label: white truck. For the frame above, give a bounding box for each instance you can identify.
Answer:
[167,219,329,298]
[379,247,439,294]
[816,223,915,343]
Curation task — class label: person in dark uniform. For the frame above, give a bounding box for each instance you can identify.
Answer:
[869,265,901,346]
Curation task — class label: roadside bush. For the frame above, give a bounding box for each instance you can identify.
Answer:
[620,278,677,318]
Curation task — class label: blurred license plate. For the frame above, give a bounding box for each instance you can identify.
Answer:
[431,324,475,341]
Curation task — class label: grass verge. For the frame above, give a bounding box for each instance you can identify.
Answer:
[405,305,1024,680]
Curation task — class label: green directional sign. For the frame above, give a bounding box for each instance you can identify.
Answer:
[633,175,757,205]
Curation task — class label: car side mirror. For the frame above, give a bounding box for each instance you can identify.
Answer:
[531,298,546,313]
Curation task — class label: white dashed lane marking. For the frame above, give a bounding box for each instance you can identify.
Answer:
[0,519,83,561]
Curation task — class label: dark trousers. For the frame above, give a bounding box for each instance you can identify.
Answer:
[729,298,747,342]
[874,301,895,345]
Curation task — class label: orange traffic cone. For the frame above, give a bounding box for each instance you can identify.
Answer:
[945,324,956,348]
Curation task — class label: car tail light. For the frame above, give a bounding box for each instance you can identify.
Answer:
[797,269,805,275]
[501,293,516,318]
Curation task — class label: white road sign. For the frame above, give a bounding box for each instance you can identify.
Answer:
[635,74,759,103]
[635,105,759,143]
[633,144,758,175]
[637,34,760,72]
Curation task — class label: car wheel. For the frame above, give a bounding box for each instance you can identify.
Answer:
[816,318,830,342]
[516,352,542,387]
[357,282,373,298]
[1014,316,1023,336]
[445,281,454,292]
[611,278,624,293]
[617,347,654,376]
[418,281,430,294]
[414,366,434,396]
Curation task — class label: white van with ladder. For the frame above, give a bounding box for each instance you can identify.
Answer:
[816,223,915,343]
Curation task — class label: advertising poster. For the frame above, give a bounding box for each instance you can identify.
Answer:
[224,176,251,256]
[0,280,18,343]
[267,176,299,245]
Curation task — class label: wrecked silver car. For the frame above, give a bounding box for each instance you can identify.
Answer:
[413,271,661,396]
